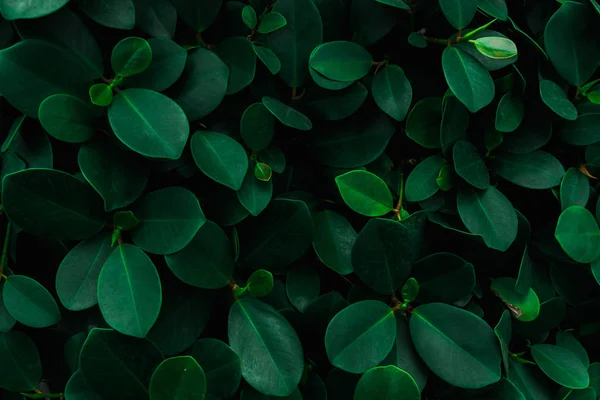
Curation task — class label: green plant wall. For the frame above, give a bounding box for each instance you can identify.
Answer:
[0,0,600,399]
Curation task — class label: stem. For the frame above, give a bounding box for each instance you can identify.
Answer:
[292,87,297,100]
[422,36,448,45]
[0,222,11,276]
[21,393,63,399]
[393,173,405,220]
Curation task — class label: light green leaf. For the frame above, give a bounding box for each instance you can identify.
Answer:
[309,41,372,82]
[111,37,152,77]
[472,36,517,59]
[335,170,393,217]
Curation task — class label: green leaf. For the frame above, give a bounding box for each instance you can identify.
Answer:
[253,45,281,75]
[78,0,135,29]
[2,168,104,240]
[515,246,533,295]
[372,64,413,122]
[80,328,164,399]
[442,46,495,113]
[309,41,372,82]
[258,146,286,173]
[352,218,414,294]
[64,370,102,400]
[247,269,274,297]
[266,0,323,87]
[149,356,206,400]
[401,278,420,304]
[237,165,273,216]
[472,37,518,59]
[411,302,501,389]
[439,0,477,29]
[3,275,60,328]
[335,170,393,217]
[302,82,368,121]
[228,298,304,396]
[507,360,553,400]
[215,37,256,95]
[0,0,68,20]
[262,96,312,131]
[56,233,112,311]
[236,199,313,270]
[89,83,113,107]
[501,102,552,153]
[286,267,319,311]
[408,32,428,48]
[111,37,152,77]
[0,331,41,392]
[491,277,540,321]
[354,366,420,400]
[38,94,101,143]
[539,79,577,121]
[456,30,517,72]
[325,300,396,373]
[560,113,600,145]
[258,12,287,33]
[108,88,190,159]
[405,155,447,202]
[124,38,187,92]
[453,141,490,189]
[171,0,221,32]
[0,283,16,332]
[1,114,26,153]
[477,0,507,20]
[556,331,589,368]
[191,131,249,190]
[494,310,512,373]
[97,244,162,338]
[131,187,206,255]
[309,67,354,90]
[165,220,234,289]
[242,5,257,29]
[544,1,600,86]
[312,210,357,275]
[376,0,410,9]
[171,48,229,121]
[406,97,442,148]
[531,344,589,389]
[441,95,470,156]
[254,161,271,181]
[555,206,600,264]
[0,40,93,117]
[15,7,104,78]
[457,186,518,251]
[412,252,475,303]
[241,103,275,152]
[78,140,148,211]
[133,0,177,38]
[560,167,589,211]
[190,338,242,400]
[495,90,524,133]
[494,151,565,189]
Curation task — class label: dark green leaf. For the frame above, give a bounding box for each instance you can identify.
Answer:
[494,310,512,373]
[531,344,589,389]
[3,275,60,328]
[309,41,372,82]
[247,269,274,297]
[190,338,242,400]
[406,97,442,148]
[89,83,113,107]
[372,64,412,121]
[556,331,589,368]
[477,0,507,20]
[405,155,447,202]
[111,37,152,77]
[495,90,524,133]
[253,45,281,75]
[171,0,221,32]
[312,210,357,275]
[262,96,312,131]
[441,95,470,156]
[133,0,177,38]
[439,0,477,29]
[258,12,287,34]
[540,79,577,121]
[215,37,256,95]
[286,267,319,312]
[453,141,490,189]
[0,331,41,392]
[237,164,273,216]
[555,206,600,263]
[302,82,368,121]
[149,356,206,400]
[78,0,135,29]
[560,167,589,211]
[0,0,68,20]
[242,5,257,29]
[354,366,420,400]
[494,151,565,189]
[38,94,100,143]
[241,103,275,152]
[560,113,600,146]
[412,252,475,303]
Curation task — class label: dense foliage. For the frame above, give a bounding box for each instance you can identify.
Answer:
[0,0,600,399]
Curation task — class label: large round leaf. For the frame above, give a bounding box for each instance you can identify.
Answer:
[55,232,112,311]
[236,199,313,270]
[80,328,164,399]
[171,0,221,32]
[170,48,229,121]
[1,0,68,20]
[491,277,540,322]
[439,0,477,29]
[531,344,589,389]
[2,168,105,240]
[149,356,207,400]
[325,300,396,373]
[309,41,373,82]
[38,94,101,143]
[453,141,490,189]
[111,37,152,77]
[228,298,304,396]
[442,46,495,113]
[410,303,502,389]
[313,210,357,275]
[351,218,413,294]
[0,331,41,392]
[335,170,393,217]
[266,0,323,88]
[494,151,564,189]
[190,338,242,400]
[78,140,149,211]
[457,186,518,251]
[371,64,412,121]
[131,187,206,255]
[555,206,600,264]
[412,252,475,304]
[405,155,447,202]
[108,89,189,159]
[0,40,93,117]
[165,220,234,289]
[544,1,600,86]
[354,366,420,400]
[262,96,313,131]
[98,244,162,338]
[190,131,248,190]
[215,36,256,95]
[3,275,60,328]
